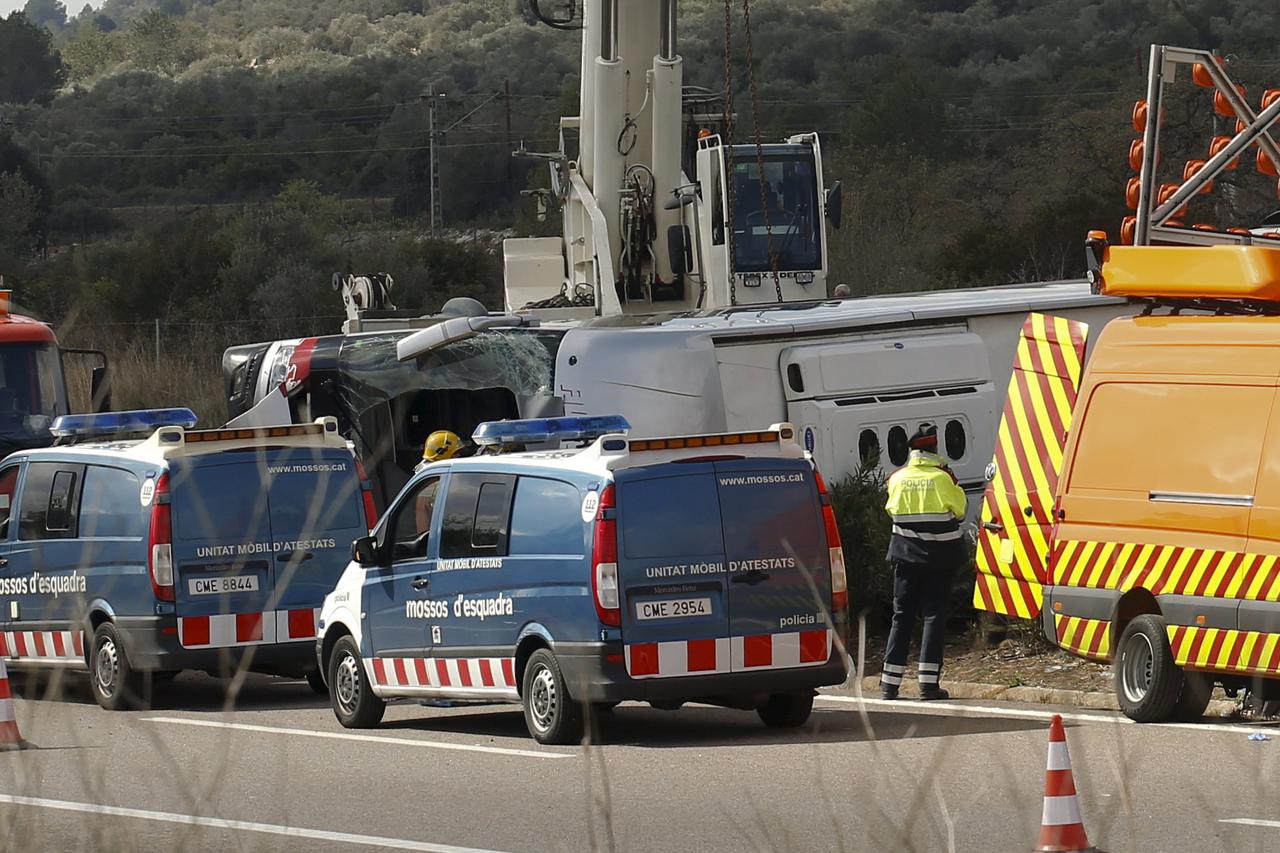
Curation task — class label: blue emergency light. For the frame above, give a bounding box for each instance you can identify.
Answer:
[50,408,198,441]
[472,415,631,447]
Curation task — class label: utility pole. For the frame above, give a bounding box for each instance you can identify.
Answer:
[426,85,444,237]
[504,79,514,200]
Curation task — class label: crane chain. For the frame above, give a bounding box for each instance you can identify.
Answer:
[721,0,737,307]
[740,0,784,303]
[522,283,595,309]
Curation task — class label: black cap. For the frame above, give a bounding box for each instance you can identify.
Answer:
[908,424,938,450]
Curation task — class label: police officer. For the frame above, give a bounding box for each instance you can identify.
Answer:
[880,423,967,701]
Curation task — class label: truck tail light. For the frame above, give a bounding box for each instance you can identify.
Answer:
[355,458,378,530]
[147,473,174,602]
[591,485,621,627]
[814,471,848,613]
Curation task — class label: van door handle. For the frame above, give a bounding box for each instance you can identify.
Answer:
[731,570,770,585]
[411,577,430,590]
[982,521,1004,533]
[276,551,314,562]
[0,557,8,567]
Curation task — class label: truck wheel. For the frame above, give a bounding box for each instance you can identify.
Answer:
[1114,614,1182,722]
[90,622,145,711]
[306,668,327,695]
[327,636,384,728]
[1173,670,1213,721]
[757,691,814,728]
[522,648,583,745]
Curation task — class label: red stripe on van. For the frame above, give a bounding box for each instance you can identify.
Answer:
[414,658,430,686]
[743,634,772,668]
[52,632,65,657]
[628,643,659,676]
[235,613,263,643]
[181,616,209,647]
[457,659,473,687]
[478,658,494,686]
[32,633,46,657]
[287,608,315,639]
[799,630,827,663]
[0,633,7,656]
[72,631,84,657]
[501,658,516,686]
[372,658,387,686]
[686,638,717,672]
[393,658,408,685]
[435,658,451,687]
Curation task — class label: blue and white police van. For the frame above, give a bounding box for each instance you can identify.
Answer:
[316,416,849,744]
[0,409,375,710]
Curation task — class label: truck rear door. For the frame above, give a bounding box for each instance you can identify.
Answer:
[169,457,276,648]
[974,313,1089,620]
[614,463,731,678]
[714,459,832,672]
[263,446,366,643]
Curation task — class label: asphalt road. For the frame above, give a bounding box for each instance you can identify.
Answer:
[2,671,1279,852]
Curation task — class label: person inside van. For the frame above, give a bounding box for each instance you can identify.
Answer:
[880,423,967,701]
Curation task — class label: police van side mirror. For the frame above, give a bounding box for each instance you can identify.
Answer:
[352,535,380,566]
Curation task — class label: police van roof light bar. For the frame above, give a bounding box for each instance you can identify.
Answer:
[472,415,631,447]
[51,408,198,442]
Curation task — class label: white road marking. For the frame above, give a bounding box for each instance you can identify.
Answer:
[0,794,515,853]
[816,694,1279,737]
[1220,818,1280,829]
[142,716,572,760]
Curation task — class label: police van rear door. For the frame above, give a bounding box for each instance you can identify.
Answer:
[714,458,832,672]
[263,446,366,643]
[169,457,277,648]
[614,462,732,678]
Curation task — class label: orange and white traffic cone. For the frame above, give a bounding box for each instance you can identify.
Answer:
[1035,714,1097,852]
[0,657,29,751]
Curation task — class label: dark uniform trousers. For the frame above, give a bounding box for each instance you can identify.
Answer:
[880,559,954,691]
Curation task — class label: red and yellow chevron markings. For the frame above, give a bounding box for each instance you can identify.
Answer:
[1053,614,1111,661]
[975,314,1089,619]
[1049,539,1280,601]
[1168,625,1280,677]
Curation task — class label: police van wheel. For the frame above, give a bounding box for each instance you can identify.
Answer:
[328,636,385,728]
[90,622,144,711]
[756,691,814,728]
[522,649,583,745]
[305,668,327,695]
[1114,614,1182,723]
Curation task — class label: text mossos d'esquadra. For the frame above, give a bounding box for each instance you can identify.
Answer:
[405,593,515,621]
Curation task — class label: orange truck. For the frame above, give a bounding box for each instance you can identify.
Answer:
[0,288,109,456]
[974,243,1280,721]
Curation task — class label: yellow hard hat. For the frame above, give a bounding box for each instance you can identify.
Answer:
[423,430,462,462]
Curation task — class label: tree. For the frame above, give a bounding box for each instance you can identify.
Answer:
[0,172,43,274]
[22,0,67,32]
[0,12,65,105]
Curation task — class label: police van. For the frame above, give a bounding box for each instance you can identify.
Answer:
[316,416,849,744]
[0,409,375,710]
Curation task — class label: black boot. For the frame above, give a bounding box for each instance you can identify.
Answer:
[919,686,949,701]
[880,684,899,700]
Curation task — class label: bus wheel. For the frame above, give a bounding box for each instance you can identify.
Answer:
[1114,614,1181,722]
[327,636,384,728]
[522,649,583,745]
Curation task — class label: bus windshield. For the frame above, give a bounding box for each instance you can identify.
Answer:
[0,343,68,449]
[729,148,822,273]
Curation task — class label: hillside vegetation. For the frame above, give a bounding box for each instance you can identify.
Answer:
[3,0,1280,399]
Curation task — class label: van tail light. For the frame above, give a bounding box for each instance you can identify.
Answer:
[591,485,621,627]
[814,471,848,613]
[355,458,378,530]
[147,473,175,602]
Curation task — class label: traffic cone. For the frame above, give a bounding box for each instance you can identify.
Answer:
[1035,714,1097,852]
[0,657,29,751]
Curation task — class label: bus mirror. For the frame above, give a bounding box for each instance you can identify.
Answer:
[825,181,843,230]
[667,225,692,276]
[90,365,112,413]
